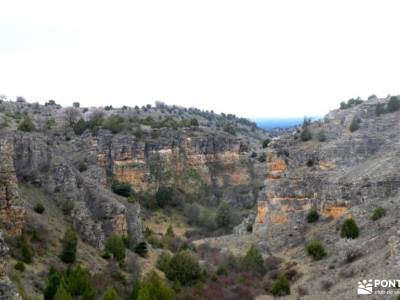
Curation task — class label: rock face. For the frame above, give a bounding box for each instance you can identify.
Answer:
[0,101,267,251]
[10,133,143,249]
[0,230,21,300]
[254,97,400,249]
[0,138,25,237]
[92,129,263,208]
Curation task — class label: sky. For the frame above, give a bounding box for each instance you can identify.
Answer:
[1,1,400,118]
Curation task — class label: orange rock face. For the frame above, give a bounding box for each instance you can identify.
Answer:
[113,163,149,192]
[267,152,287,180]
[322,205,347,219]
[256,202,268,224]
[271,214,288,224]
[96,153,107,167]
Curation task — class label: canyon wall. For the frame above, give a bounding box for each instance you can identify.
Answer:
[254,98,400,249]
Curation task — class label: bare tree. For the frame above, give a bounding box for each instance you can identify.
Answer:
[62,107,81,127]
[88,109,105,122]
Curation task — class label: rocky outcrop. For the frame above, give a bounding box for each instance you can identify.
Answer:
[0,138,24,237]
[254,97,400,249]
[92,129,261,208]
[10,133,143,250]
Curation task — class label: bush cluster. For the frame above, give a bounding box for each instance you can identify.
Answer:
[349,117,361,132]
[376,96,400,115]
[105,235,126,262]
[371,207,385,221]
[340,98,363,109]
[306,208,319,223]
[157,250,202,286]
[306,240,326,260]
[270,274,291,296]
[44,265,96,300]
[34,203,45,214]
[18,116,36,132]
[60,228,78,263]
[111,179,135,198]
[241,245,265,275]
[340,219,359,239]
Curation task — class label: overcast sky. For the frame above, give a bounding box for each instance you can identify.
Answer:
[1,1,400,117]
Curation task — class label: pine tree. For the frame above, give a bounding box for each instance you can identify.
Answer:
[216,202,232,228]
[60,229,78,263]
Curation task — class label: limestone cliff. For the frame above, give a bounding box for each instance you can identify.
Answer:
[255,96,400,249]
[0,138,24,237]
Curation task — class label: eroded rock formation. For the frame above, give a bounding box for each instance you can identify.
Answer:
[0,138,24,237]
[255,97,400,249]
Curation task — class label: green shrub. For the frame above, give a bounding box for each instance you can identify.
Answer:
[66,264,95,299]
[257,152,267,162]
[371,207,386,221]
[340,219,359,239]
[21,237,34,264]
[262,139,271,148]
[14,261,25,271]
[155,187,174,208]
[246,224,253,233]
[165,250,202,286]
[340,98,363,110]
[241,245,265,275]
[73,119,89,135]
[137,271,175,300]
[216,265,228,276]
[349,118,360,132]
[190,118,199,127]
[340,101,349,110]
[300,127,312,141]
[270,274,290,296]
[105,235,126,262]
[101,288,118,300]
[111,180,135,198]
[60,229,78,263]
[34,203,45,214]
[156,251,172,273]
[216,202,232,228]
[223,123,236,135]
[306,208,319,223]
[44,270,62,300]
[18,116,36,132]
[388,96,400,112]
[102,115,125,133]
[306,240,326,260]
[54,284,72,300]
[134,242,148,258]
[375,103,386,116]
[62,200,74,215]
[78,161,88,172]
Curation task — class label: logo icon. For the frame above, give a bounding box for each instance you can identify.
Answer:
[358,280,373,295]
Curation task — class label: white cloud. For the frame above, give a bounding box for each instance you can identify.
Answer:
[1,0,400,117]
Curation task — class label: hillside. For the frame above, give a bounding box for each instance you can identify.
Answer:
[0,98,269,299]
[1,95,400,299]
[200,95,400,299]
